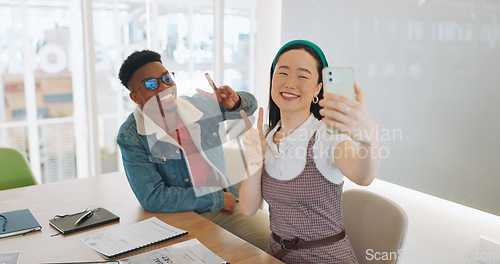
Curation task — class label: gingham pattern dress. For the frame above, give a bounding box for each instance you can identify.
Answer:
[262,132,358,264]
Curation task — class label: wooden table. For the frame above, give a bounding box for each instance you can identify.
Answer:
[0,172,282,264]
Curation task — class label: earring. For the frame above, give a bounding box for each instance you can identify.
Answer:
[312,96,319,104]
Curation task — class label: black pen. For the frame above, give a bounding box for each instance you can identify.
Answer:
[75,210,93,226]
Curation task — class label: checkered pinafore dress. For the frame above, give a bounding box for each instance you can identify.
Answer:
[262,131,358,264]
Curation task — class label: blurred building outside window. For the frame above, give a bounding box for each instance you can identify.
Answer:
[0,0,256,183]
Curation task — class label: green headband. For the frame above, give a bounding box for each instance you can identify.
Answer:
[271,40,328,72]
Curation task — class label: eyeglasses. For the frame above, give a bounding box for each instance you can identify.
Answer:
[130,72,175,93]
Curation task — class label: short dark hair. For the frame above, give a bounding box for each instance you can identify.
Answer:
[118,50,162,90]
[268,44,325,131]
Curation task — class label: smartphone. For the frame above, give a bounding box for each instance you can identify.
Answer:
[322,67,356,133]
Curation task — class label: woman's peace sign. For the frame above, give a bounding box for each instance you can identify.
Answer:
[240,107,266,167]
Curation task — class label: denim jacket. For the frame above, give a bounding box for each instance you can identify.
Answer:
[117,92,257,214]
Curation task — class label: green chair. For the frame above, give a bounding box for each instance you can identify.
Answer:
[0,147,37,191]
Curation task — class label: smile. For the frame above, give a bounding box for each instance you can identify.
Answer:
[160,93,174,101]
[280,92,299,99]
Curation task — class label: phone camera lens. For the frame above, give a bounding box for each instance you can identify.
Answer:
[329,78,333,82]
[329,72,332,75]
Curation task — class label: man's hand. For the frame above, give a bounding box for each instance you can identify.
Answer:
[196,73,241,110]
[220,192,237,215]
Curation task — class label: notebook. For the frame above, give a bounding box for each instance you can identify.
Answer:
[0,209,42,239]
[49,207,120,235]
[80,217,188,259]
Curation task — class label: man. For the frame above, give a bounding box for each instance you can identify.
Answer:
[116,50,269,250]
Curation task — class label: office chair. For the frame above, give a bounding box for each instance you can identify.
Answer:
[342,189,408,264]
[0,147,37,191]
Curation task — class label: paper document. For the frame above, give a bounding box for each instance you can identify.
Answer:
[80,217,187,258]
[0,252,21,264]
[118,238,226,264]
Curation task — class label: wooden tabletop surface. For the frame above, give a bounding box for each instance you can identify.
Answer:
[0,172,282,264]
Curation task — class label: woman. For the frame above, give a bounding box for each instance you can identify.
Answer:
[239,40,381,263]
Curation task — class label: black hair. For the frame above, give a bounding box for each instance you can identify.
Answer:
[118,50,162,90]
[268,44,325,131]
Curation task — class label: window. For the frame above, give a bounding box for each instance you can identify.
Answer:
[0,0,257,182]
[92,0,256,174]
[0,1,77,183]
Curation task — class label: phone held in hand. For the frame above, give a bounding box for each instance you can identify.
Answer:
[322,67,356,134]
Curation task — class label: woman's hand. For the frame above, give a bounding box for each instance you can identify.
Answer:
[238,107,266,216]
[240,108,265,171]
[319,84,379,146]
[196,73,241,110]
[320,84,381,186]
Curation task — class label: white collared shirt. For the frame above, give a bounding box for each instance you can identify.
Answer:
[264,114,353,184]
[133,97,228,193]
